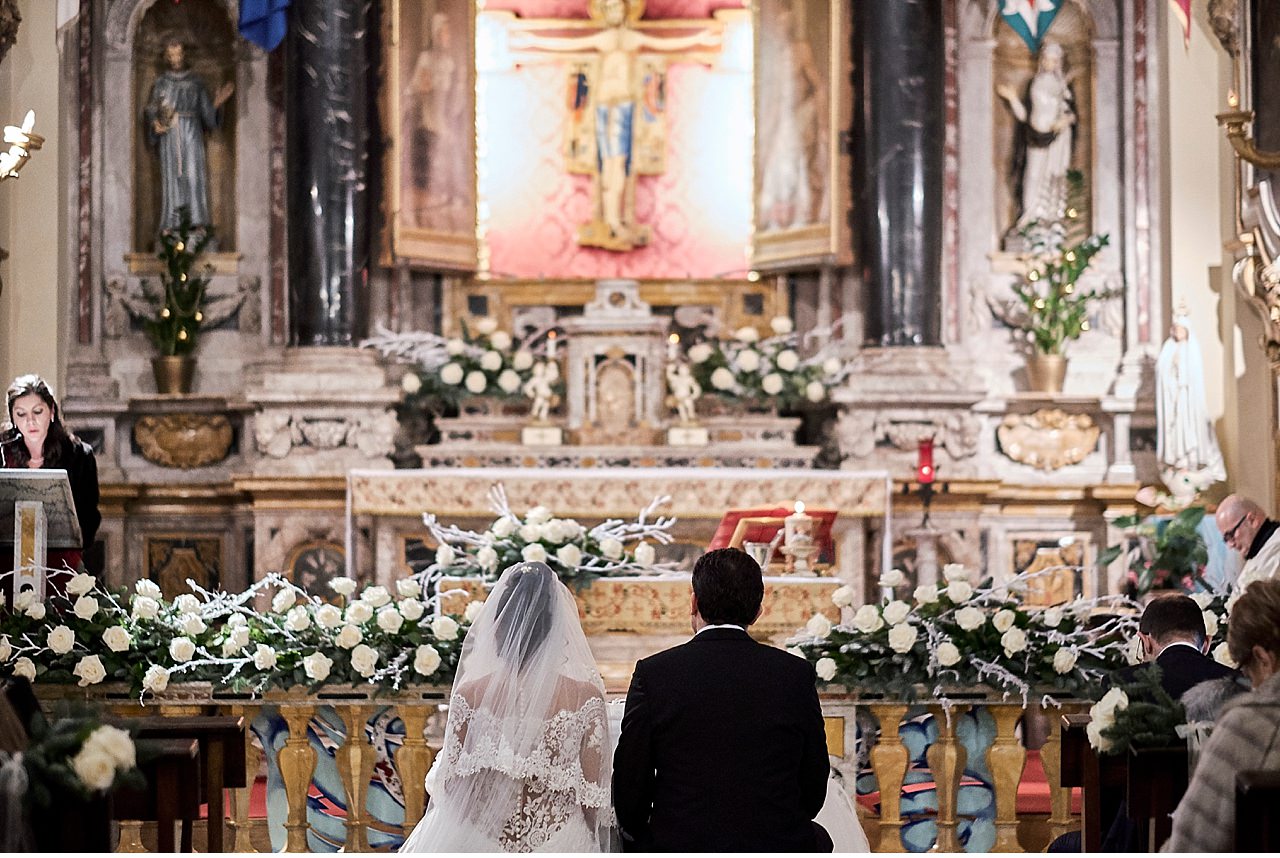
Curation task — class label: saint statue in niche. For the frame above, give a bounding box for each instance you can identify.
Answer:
[510,0,719,252]
[143,40,234,237]
[1156,312,1226,493]
[996,42,1075,246]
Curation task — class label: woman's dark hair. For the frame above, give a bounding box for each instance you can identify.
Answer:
[492,563,556,669]
[692,548,764,627]
[4,375,75,467]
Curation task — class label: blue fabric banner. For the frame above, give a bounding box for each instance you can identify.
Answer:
[239,0,291,52]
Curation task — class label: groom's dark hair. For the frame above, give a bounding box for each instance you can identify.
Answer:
[692,548,764,627]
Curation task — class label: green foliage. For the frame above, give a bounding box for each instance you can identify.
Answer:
[142,208,212,356]
[1097,665,1187,754]
[20,712,144,808]
[1098,506,1210,595]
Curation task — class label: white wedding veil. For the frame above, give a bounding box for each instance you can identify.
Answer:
[401,562,614,852]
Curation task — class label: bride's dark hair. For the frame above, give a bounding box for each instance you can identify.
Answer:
[492,562,556,668]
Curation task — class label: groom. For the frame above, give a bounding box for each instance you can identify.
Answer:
[613,548,833,851]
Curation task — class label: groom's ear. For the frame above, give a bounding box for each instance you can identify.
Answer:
[690,592,699,617]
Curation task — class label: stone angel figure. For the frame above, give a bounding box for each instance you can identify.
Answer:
[523,360,560,423]
[665,361,701,424]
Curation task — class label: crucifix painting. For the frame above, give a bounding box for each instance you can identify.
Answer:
[509,0,720,252]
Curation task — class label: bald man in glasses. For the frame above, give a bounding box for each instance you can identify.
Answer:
[1216,495,1280,600]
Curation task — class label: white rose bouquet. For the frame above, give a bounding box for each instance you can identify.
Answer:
[18,714,143,808]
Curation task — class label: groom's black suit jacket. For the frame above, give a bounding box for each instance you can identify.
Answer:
[612,626,830,851]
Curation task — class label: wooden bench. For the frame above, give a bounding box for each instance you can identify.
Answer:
[1236,770,1280,851]
[114,737,203,852]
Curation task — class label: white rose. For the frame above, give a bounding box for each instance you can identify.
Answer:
[815,657,837,681]
[345,600,373,624]
[222,626,251,656]
[315,604,343,629]
[519,523,544,543]
[526,506,553,525]
[1093,687,1130,722]
[396,577,422,598]
[734,326,759,343]
[497,369,521,394]
[736,349,761,373]
[1001,627,1028,657]
[831,586,855,608]
[474,317,498,335]
[135,579,163,600]
[271,589,296,613]
[0,636,10,662]
[132,596,160,620]
[169,637,196,662]
[1053,648,1079,674]
[914,585,939,605]
[480,350,503,372]
[71,747,117,792]
[439,362,465,387]
[66,573,97,596]
[541,520,569,544]
[688,343,713,364]
[992,609,1017,633]
[400,372,422,394]
[1086,720,1114,753]
[73,595,100,621]
[522,543,548,563]
[852,605,884,633]
[284,605,311,632]
[47,625,75,655]
[102,626,131,653]
[330,577,358,597]
[955,606,986,631]
[174,594,200,614]
[710,367,736,391]
[1213,641,1236,667]
[775,350,800,372]
[1202,611,1219,638]
[13,591,33,614]
[12,657,36,681]
[635,542,657,566]
[376,606,405,634]
[84,724,136,770]
[350,644,380,678]
[336,624,363,649]
[770,316,794,335]
[556,543,582,568]
[600,537,624,561]
[882,600,911,626]
[806,614,833,639]
[464,370,488,394]
[73,655,107,687]
[513,350,534,371]
[491,517,516,538]
[1041,607,1065,628]
[143,664,170,693]
[24,602,45,620]
[805,381,826,402]
[303,651,333,682]
[477,546,499,572]
[400,598,426,621]
[936,641,962,667]
[942,564,967,583]
[253,645,278,670]
[226,613,248,628]
[822,356,843,376]
[361,586,391,608]
[888,623,919,654]
[489,330,512,351]
[432,616,460,641]
[178,613,207,636]
[1191,592,1214,610]
[946,581,973,603]
[761,373,784,395]
[464,601,486,623]
[446,337,466,355]
[879,568,906,588]
[414,645,442,676]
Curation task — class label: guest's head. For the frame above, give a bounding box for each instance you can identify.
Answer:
[491,562,556,668]
[1138,594,1208,659]
[1227,579,1280,688]
[691,548,764,631]
[1215,494,1268,554]
[4,374,71,466]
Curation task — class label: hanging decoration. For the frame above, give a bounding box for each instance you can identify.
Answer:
[1000,0,1064,53]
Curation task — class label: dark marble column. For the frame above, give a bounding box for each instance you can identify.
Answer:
[286,0,377,346]
[853,0,945,346]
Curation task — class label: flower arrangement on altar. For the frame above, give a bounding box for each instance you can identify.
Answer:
[1098,506,1211,598]
[421,486,677,587]
[0,570,476,698]
[682,316,846,411]
[788,563,1142,701]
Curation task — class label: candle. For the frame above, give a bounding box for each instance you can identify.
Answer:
[546,331,557,358]
[1228,89,1239,109]
[667,333,680,361]
[784,501,815,545]
[917,438,935,485]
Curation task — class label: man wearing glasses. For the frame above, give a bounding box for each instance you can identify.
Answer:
[1216,494,1280,599]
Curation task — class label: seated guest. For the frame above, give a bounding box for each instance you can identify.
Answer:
[1165,580,1280,852]
[1117,594,1235,700]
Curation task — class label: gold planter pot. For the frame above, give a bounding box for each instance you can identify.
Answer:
[152,355,196,394]
[1026,353,1067,393]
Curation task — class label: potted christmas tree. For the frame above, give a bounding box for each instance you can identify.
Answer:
[143,208,212,394]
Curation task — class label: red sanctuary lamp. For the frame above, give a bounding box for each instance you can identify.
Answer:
[917,438,936,526]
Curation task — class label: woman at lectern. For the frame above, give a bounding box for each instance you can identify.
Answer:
[1,375,100,573]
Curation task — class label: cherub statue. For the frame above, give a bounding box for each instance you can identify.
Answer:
[523,360,559,424]
[665,361,701,424]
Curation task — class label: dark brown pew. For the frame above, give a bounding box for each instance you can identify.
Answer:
[114,737,202,852]
[1236,770,1280,851]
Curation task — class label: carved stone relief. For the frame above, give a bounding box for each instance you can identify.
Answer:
[996,408,1100,470]
[255,410,398,459]
[134,413,235,468]
[836,410,983,461]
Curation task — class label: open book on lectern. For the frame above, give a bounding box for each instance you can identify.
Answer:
[0,468,83,549]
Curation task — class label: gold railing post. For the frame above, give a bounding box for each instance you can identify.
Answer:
[279,704,318,852]
[337,704,378,852]
[927,704,969,852]
[1040,703,1075,842]
[117,820,146,853]
[398,704,437,838]
[226,704,261,852]
[986,704,1026,852]
[868,703,910,852]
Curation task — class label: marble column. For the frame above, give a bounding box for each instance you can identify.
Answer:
[286,0,376,346]
[853,0,944,347]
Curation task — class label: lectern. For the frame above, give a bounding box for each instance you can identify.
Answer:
[0,469,82,604]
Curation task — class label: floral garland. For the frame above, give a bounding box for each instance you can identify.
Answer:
[788,564,1142,703]
[683,316,846,410]
[420,485,677,587]
[0,570,475,699]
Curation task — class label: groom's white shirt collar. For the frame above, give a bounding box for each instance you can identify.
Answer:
[695,623,746,636]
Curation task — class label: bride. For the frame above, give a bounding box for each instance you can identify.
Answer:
[400,562,614,852]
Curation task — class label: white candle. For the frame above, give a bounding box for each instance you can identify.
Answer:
[547,332,557,358]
